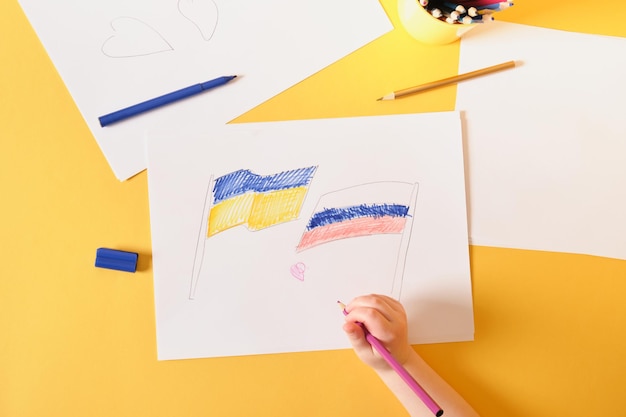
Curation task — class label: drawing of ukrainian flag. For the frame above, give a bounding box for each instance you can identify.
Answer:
[297,181,418,251]
[208,167,317,237]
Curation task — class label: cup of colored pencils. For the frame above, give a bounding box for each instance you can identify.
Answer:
[398,0,513,44]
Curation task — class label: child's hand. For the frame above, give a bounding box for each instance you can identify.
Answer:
[342,294,413,370]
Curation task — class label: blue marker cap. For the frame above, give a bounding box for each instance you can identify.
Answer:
[95,248,138,273]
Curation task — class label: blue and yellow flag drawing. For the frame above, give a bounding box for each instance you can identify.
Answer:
[208,167,317,237]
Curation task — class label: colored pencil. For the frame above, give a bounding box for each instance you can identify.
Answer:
[442,1,466,14]
[466,6,479,16]
[461,13,494,23]
[430,7,443,18]
[475,2,513,12]
[440,8,461,22]
[99,75,237,127]
[419,0,512,24]
[455,0,512,8]
[377,60,517,101]
[338,301,444,416]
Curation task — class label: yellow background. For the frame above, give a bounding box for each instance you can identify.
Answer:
[2,0,625,415]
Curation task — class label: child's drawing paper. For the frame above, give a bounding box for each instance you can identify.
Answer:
[17,0,392,181]
[146,112,474,360]
[457,22,626,260]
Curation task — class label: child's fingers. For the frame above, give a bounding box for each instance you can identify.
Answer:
[345,307,400,343]
[342,322,373,352]
[345,294,405,323]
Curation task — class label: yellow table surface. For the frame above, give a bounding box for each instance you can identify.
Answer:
[2,1,625,416]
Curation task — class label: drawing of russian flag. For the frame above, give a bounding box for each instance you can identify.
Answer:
[207,167,317,237]
[297,181,419,252]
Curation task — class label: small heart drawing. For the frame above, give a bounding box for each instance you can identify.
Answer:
[178,0,219,41]
[102,17,173,58]
[290,262,306,282]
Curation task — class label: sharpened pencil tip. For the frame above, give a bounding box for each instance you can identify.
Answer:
[378,92,395,101]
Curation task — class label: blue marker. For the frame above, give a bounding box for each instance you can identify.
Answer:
[99,75,237,127]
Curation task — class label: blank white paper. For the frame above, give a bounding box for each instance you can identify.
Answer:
[18,0,392,180]
[457,21,626,260]
[146,112,474,360]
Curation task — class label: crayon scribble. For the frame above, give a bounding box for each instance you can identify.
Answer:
[208,167,317,236]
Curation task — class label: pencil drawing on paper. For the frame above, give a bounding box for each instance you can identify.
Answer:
[178,0,219,41]
[189,173,418,300]
[189,166,318,299]
[102,0,219,58]
[101,17,174,58]
[296,181,419,298]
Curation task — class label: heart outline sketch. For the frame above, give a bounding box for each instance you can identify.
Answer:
[101,16,174,58]
[177,0,219,41]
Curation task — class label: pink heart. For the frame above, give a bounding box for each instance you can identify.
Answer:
[290,262,306,281]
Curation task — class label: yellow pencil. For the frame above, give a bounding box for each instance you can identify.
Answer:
[377,60,519,101]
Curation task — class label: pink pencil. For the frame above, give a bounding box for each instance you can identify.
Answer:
[338,302,444,416]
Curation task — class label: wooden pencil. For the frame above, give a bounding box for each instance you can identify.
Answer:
[377,60,518,101]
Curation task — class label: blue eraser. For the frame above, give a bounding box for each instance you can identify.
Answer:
[95,248,138,273]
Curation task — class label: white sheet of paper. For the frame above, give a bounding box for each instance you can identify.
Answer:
[146,112,474,360]
[18,0,392,180]
[457,22,626,260]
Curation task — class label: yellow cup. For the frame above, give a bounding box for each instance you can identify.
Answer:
[397,0,477,45]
